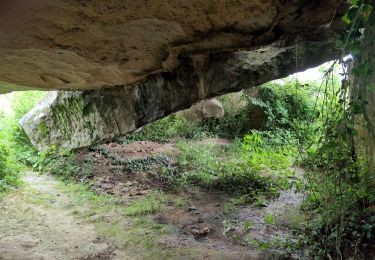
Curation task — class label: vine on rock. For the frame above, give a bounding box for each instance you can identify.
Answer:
[303,1,375,259]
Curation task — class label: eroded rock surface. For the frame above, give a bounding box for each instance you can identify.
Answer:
[177,99,225,122]
[21,38,338,150]
[6,1,348,149]
[0,0,345,92]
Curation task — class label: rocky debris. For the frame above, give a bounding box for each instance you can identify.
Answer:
[187,206,197,212]
[191,227,210,237]
[20,38,338,150]
[177,98,225,122]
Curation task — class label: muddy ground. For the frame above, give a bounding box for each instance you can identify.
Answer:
[0,139,304,259]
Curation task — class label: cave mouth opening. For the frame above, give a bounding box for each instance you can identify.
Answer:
[0,61,343,258]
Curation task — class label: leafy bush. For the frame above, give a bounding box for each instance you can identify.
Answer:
[298,57,375,258]
[43,155,96,182]
[252,80,320,146]
[0,136,20,193]
[0,91,46,193]
[242,130,297,172]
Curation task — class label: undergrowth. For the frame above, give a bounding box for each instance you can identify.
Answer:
[118,115,210,143]
[0,91,45,194]
[299,2,375,259]
[172,131,301,200]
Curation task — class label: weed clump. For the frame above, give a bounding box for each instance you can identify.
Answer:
[124,191,167,216]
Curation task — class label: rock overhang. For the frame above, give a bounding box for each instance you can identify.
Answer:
[19,38,338,150]
[0,0,348,150]
[0,0,346,93]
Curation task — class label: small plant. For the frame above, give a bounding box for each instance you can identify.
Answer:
[124,191,167,216]
[223,220,236,239]
[242,130,297,172]
[243,220,254,232]
[252,196,268,207]
[93,145,172,173]
[264,213,276,225]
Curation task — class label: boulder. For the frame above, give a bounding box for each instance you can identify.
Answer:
[178,99,224,122]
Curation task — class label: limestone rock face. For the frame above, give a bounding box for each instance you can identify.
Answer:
[0,0,345,93]
[20,38,339,150]
[178,99,224,122]
[352,11,375,170]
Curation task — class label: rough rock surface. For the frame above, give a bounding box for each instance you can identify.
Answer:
[217,89,266,129]
[353,10,375,171]
[21,38,339,150]
[0,0,345,93]
[247,88,266,129]
[177,99,225,122]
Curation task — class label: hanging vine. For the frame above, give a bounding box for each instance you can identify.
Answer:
[303,1,375,259]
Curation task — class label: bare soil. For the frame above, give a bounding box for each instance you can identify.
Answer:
[0,138,304,259]
[0,172,116,260]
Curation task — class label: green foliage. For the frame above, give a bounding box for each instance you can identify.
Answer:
[302,85,375,258]
[172,140,286,198]
[11,91,45,118]
[43,154,81,179]
[252,79,320,146]
[119,115,209,143]
[0,91,46,193]
[203,93,252,139]
[264,213,276,225]
[300,3,375,257]
[0,133,20,193]
[123,191,167,216]
[92,145,172,173]
[242,130,296,172]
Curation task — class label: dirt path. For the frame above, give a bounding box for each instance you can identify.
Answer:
[0,171,119,260]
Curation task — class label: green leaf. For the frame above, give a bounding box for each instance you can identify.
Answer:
[350,44,362,56]
[335,39,345,49]
[367,84,375,92]
[350,0,359,8]
[264,214,275,225]
[352,63,371,77]
[362,4,374,20]
[342,13,351,24]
